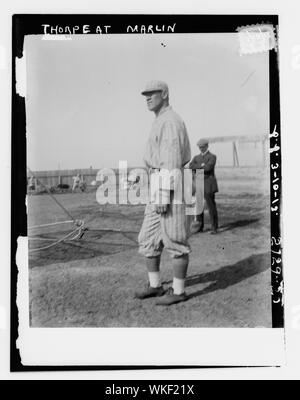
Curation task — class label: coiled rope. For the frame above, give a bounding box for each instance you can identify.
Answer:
[29,220,85,252]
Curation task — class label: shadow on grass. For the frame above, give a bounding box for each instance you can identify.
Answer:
[219,218,260,232]
[162,252,270,299]
[186,252,270,299]
[29,229,139,268]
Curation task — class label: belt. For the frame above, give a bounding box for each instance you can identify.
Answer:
[149,168,160,174]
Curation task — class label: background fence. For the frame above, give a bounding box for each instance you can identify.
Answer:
[27,167,149,190]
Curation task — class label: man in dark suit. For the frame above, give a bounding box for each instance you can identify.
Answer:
[189,138,219,234]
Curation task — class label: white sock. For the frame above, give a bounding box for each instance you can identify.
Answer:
[148,271,161,288]
[173,277,185,295]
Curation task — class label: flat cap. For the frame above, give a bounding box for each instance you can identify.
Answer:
[197,138,209,147]
[141,80,169,96]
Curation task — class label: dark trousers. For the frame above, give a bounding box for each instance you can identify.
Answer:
[196,192,218,231]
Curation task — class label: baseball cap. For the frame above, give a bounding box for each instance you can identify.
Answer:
[141,80,169,96]
[197,138,209,147]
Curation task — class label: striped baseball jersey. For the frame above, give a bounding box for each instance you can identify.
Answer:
[143,106,191,204]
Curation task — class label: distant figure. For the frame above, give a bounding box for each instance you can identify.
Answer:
[79,175,87,192]
[132,175,140,189]
[189,138,219,234]
[72,174,80,192]
[126,174,141,189]
[28,176,35,190]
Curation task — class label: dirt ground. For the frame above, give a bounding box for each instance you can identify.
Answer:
[28,167,272,327]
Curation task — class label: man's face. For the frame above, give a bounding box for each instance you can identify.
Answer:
[199,144,208,154]
[145,91,165,112]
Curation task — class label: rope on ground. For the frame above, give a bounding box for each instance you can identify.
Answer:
[28,220,74,230]
[29,221,85,253]
[27,167,76,222]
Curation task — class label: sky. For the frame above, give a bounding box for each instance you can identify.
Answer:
[25,33,269,171]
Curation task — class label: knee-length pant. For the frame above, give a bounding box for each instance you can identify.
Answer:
[138,202,190,258]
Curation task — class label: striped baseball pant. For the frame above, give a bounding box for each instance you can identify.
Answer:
[138,201,191,259]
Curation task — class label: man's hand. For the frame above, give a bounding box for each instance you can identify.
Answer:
[155,204,168,214]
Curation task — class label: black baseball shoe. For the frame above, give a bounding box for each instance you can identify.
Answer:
[134,284,165,300]
[155,287,188,306]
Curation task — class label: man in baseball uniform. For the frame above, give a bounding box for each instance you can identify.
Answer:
[72,173,81,193]
[135,80,191,306]
[189,138,219,234]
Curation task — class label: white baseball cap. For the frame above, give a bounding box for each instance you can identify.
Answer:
[141,80,169,96]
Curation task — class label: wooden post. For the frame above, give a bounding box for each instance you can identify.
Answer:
[233,142,235,166]
[233,141,239,167]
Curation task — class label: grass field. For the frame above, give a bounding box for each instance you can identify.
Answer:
[27,166,272,327]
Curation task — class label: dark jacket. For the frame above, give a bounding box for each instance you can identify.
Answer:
[189,151,218,194]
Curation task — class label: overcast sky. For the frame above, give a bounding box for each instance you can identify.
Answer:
[25,33,269,171]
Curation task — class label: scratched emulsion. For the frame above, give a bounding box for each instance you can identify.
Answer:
[16,236,30,362]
